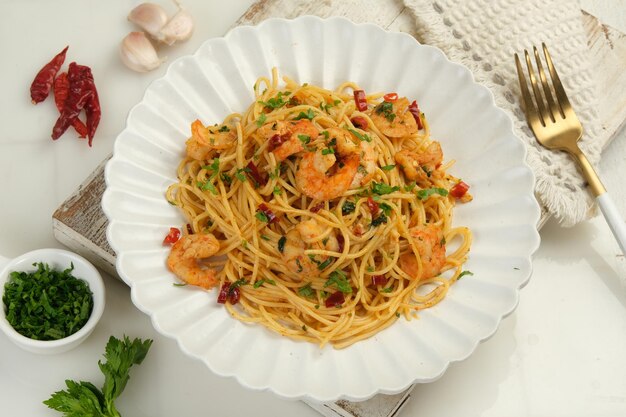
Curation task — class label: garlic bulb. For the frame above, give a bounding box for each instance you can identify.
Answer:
[120,32,164,72]
[128,3,169,38]
[155,8,194,45]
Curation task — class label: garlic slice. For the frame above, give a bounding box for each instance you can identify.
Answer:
[155,8,194,45]
[128,3,169,38]
[120,32,164,72]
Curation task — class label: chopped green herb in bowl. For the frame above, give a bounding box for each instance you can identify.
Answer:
[0,248,105,354]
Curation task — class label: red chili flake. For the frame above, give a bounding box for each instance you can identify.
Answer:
[229,286,241,304]
[336,234,345,253]
[30,46,69,104]
[353,89,368,111]
[246,161,267,186]
[217,283,230,304]
[83,68,101,146]
[186,223,194,235]
[366,197,379,216]
[163,227,181,245]
[371,275,388,286]
[350,116,368,130]
[383,92,398,102]
[450,181,470,198]
[310,202,324,213]
[408,100,424,130]
[257,203,278,224]
[325,291,345,308]
[53,72,88,138]
[268,132,290,151]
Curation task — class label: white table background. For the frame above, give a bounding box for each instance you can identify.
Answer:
[1,1,625,416]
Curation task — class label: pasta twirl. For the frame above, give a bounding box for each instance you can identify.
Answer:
[165,68,472,349]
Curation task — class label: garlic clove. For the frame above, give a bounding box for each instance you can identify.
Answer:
[128,3,169,38]
[120,31,164,72]
[155,8,194,45]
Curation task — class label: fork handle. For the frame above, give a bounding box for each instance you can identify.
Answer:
[597,192,626,255]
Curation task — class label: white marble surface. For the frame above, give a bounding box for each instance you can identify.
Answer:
[0,1,625,416]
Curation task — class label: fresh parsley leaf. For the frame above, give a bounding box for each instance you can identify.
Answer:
[278,236,286,253]
[317,258,333,271]
[256,113,267,127]
[324,270,352,294]
[347,128,372,142]
[259,92,287,109]
[295,258,303,273]
[253,279,276,288]
[371,214,388,227]
[379,202,392,216]
[380,286,393,293]
[260,234,271,241]
[341,201,356,215]
[416,187,448,200]
[173,283,188,287]
[321,130,330,139]
[371,182,400,195]
[458,270,474,279]
[381,164,396,171]
[321,147,335,155]
[298,283,314,298]
[44,335,153,417]
[297,134,310,144]
[255,211,269,223]
[220,173,232,185]
[293,109,316,121]
[404,182,416,192]
[197,180,218,195]
[273,186,282,195]
[235,168,247,182]
[218,125,230,132]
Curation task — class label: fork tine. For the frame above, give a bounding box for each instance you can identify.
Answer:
[533,46,559,122]
[515,53,540,125]
[524,50,549,126]
[542,43,572,117]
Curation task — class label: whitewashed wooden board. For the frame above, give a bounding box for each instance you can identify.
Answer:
[52,2,626,417]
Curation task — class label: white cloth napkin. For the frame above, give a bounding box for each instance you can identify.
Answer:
[403,0,602,226]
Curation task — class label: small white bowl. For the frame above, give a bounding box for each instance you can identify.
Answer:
[0,248,105,354]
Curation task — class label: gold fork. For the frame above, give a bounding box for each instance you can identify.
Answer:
[515,43,626,254]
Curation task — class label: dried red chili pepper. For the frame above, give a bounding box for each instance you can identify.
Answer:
[216,282,241,305]
[246,161,267,186]
[53,72,88,138]
[325,291,345,308]
[186,223,194,235]
[450,181,470,198]
[353,89,368,111]
[52,63,93,141]
[366,197,379,216]
[217,283,230,304]
[82,68,101,146]
[371,275,388,286]
[268,132,290,151]
[310,202,324,213]
[408,100,424,130]
[336,234,345,253]
[30,46,69,104]
[257,203,278,224]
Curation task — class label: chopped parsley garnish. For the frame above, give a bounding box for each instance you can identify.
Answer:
[260,234,271,241]
[357,165,368,175]
[421,165,432,177]
[229,279,248,293]
[321,147,335,155]
[218,125,230,132]
[404,182,416,192]
[381,164,396,171]
[255,211,269,223]
[348,128,372,142]
[278,236,287,253]
[197,180,218,195]
[295,258,303,272]
[458,270,474,280]
[321,130,330,139]
[317,258,333,271]
[379,202,392,216]
[3,262,93,341]
[375,101,396,122]
[371,182,400,195]
[297,134,310,144]
[371,214,388,227]
[220,172,232,185]
[259,92,287,109]
[341,201,356,215]
[273,186,282,195]
[366,266,375,272]
[253,279,276,288]
[298,283,315,298]
[172,282,188,287]
[416,187,448,200]
[256,113,267,127]
[380,286,394,293]
[293,109,316,120]
[324,270,352,294]
[234,168,247,182]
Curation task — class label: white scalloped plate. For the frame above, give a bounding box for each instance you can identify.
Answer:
[102,16,541,402]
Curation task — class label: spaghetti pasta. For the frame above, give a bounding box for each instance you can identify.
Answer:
[165,69,472,349]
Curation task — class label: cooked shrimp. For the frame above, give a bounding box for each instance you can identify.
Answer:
[186,119,236,161]
[330,127,379,188]
[395,141,443,184]
[296,150,359,200]
[283,219,338,275]
[258,119,319,161]
[399,224,446,280]
[370,97,418,138]
[167,233,221,289]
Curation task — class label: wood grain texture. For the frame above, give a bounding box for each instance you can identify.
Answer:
[52,2,626,416]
